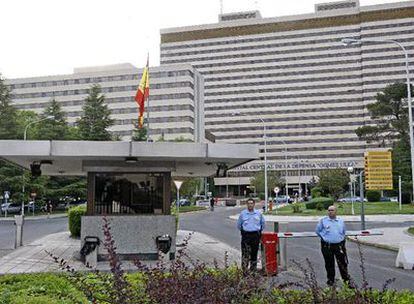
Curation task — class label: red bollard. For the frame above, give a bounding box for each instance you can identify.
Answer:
[261,232,278,275]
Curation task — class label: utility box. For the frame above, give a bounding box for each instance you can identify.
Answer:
[261,232,278,275]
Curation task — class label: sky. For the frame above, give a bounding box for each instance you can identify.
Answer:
[0,0,407,79]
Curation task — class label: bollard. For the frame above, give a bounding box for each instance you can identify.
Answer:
[14,215,24,249]
[278,222,288,271]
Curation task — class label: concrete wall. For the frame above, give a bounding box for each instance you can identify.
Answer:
[81,215,176,259]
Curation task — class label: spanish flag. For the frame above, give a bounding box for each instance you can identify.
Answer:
[135,57,149,128]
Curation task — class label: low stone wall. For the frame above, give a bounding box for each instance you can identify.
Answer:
[81,215,176,260]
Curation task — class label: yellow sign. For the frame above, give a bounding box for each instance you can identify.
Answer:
[364,151,393,190]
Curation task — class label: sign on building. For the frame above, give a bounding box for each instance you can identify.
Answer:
[364,151,393,190]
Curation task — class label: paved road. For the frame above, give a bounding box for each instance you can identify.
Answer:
[0,217,68,258]
[180,206,414,291]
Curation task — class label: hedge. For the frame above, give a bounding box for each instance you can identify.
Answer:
[68,205,86,237]
[366,190,381,202]
[306,197,333,210]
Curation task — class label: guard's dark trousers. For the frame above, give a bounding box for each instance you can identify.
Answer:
[241,231,261,271]
[321,240,350,285]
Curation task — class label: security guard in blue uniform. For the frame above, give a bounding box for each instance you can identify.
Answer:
[237,198,265,272]
[316,205,351,286]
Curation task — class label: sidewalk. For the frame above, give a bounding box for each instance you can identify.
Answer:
[0,230,241,274]
[229,214,414,251]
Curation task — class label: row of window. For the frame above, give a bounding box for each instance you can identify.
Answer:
[207,117,364,130]
[113,127,194,137]
[203,65,408,82]
[230,136,363,146]
[162,48,412,69]
[204,70,408,90]
[206,105,364,119]
[265,152,363,161]
[263,144,365,153]
[215,128,356,139]
[62,104,195,118]
[111,116,195,125]
[161,30,413,58]
[14,94,195,110]
[10,82,194,100]
[203,86,392,103]
[205,97,363,111]
[199,59,406,78]
[160,21,414,50]
[8,70,194,90]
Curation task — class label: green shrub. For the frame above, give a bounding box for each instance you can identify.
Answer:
[366,190,381,202]
[68,205,86,237]
[292,204,302,213]
[311,186,323,198]
[306,197,333,210]
[402,192,412,204]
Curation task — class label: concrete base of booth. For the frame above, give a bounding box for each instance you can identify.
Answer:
[81,215,176,260]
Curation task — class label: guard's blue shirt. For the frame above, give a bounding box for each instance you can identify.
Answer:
[315,216,346,244]
[237,209,265,232]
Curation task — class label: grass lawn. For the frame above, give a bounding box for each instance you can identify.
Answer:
[177,205,207,213]
[0,210,67,218]
[269,202,414,216]
[408,227,414,236]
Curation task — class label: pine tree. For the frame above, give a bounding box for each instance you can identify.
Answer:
[36,99,70,140]
[77,85,114,141]
[0,75,19,139]
[131,120,147,141]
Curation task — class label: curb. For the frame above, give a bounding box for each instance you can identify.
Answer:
[346,236,398,252]
[0,213,68,222]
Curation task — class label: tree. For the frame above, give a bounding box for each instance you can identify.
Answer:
[35,99,70,140]
[317,169,349,201]
[77,85,114,140]
[250,170,284,198]
[355,82,413,196]
[131,120,147,141]
[355,82,411,146]
[0,75,19,139]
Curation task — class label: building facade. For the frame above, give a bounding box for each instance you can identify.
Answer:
[6,63,205,142]
[160,0,414,194]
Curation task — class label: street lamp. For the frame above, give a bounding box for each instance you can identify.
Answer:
[347,167,355,215]
[24,115,55,140]
[259,118,269,212]
[21,115,54,215]
[231,113,269,212]
[342,37,414,200]
[279,140,289,198]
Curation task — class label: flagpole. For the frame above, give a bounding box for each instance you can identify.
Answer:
[146,54,150,142]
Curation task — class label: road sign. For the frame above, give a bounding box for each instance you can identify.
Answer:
[274,187,280,194]
[4,191,9,199]
[364,151,393,190]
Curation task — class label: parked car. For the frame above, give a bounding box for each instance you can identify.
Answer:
[195,198,210,207]
[176,199,191,207]
[338,197,366,203]
[274,195,293,204]
[223,197,237,206]
[379,196,391,202]
[390,197,398,202]
[65,199,87,210]
[1,203,22,214]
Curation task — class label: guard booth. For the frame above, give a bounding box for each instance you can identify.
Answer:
[0,140,258,262]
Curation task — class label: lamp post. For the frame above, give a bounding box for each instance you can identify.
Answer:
[342,37,414,200]
[259,118,269,212]
[22,115,54,215]
[279,140,289,198]
[347,167,355,215]
[230,112,268,211]
[24,115,55,141]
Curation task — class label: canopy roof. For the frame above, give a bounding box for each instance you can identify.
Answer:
[0,140,258,177]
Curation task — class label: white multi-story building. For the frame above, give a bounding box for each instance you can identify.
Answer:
[6,63,205,142]
[160,0,414,195]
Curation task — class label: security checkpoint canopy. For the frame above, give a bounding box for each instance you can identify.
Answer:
[0,140,259,176]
